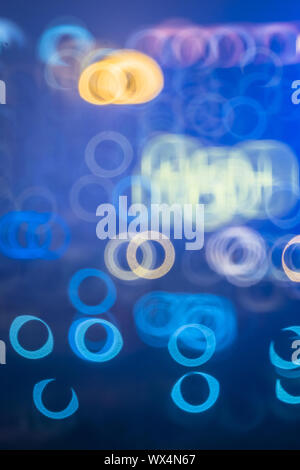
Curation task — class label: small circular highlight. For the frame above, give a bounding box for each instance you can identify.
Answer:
[282,235,300,282]
[126,231,175,279]
[69,268,117,315]
[68,318,123,362]
[33,379,79,420]
[168,324,216,367]
[68,268,116,315]
[171,372,220,413]
[104,233,154,281]
[9,315,53,359]
[85,131,133,178]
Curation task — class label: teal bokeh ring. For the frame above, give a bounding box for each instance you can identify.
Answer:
[69,318,123,362]
[171,372,220,413]
[68,268,116,315]
[33,379,79,419]
[9,315,53,360]
[168,323,216,367]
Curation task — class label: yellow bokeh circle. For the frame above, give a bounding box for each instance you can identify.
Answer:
[126,231,175,279]
[282,235,300,282]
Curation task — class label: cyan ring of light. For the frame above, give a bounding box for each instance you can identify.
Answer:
[38,24,94,65]
[276,379,300,405]
[9,315,53,359]
[69,318,123,362]
[33,379,79,419]
[269,326,300,370]
[168,324,216,367]
[171,372,220,413]
[68,268,116,315]
[223,96,266,140]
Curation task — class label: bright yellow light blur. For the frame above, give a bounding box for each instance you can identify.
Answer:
[78,49,164,105]
[131,134,300,231]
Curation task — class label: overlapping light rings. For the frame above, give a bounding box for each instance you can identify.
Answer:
[9,315,53,360]
[171,372,220,413]
[282,236,300,282]
[104,233,155,281]
[33,379,79,419]
[176,294,237,352]
[38,24,94,64]
[257,22,300,65]
[139,135,299,229]
[68,318,123,362]
[168,324,216,367]
[133,291,181,347]
[208,25,256,67]
[85,131,133,178]
[68,268,116,315]
[78,49,164,105]
[78,58,128,105]
[127,21,300,67]
[0,211,70,259]
[126,231,175,280]
[269,326,300,370]
[169,26,214,67]
[134,292,237,350]
[206,226,267,286]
